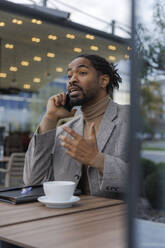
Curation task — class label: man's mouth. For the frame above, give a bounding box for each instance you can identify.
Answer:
[69,87,82,97]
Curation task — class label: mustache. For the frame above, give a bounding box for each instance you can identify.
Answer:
[68,83,83,92]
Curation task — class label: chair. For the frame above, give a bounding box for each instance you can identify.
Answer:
[0,153,25,187]
[4,134,24,156]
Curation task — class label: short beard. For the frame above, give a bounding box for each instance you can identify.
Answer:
[68,85,88,106]
[70,96,88,106]
[69,90,97,107]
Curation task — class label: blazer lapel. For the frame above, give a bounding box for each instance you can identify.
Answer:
[97,100,118,152]
[73,115,84,136]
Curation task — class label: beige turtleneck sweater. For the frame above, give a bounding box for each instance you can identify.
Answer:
[78,95,110,194]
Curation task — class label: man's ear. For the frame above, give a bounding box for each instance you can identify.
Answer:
[99,74,110,89]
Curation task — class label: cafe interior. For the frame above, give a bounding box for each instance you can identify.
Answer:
[1,2,165,248]
[0,1,130,188]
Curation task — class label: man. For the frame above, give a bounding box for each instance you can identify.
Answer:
[24,54,129,197]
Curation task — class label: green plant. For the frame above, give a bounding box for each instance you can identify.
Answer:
[139,158,157,196]
[141,158,157,179]
[144,163,165,209]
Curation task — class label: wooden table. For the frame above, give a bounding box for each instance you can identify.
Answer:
[0,195,126,248]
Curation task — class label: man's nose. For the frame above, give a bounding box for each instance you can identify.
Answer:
[68,74,78,85]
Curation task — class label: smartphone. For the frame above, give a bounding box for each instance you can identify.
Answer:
[63,93,73,112]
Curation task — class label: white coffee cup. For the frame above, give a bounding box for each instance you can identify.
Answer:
[43,181,76,202]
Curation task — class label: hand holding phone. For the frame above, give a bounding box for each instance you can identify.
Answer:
[63,93,73,112]
[40,93,76,133]
[44,93,74,122]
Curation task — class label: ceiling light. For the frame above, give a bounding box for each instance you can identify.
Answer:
[36,20,42,24]
[0,22,5,27]
[66,34,75,39]
[85,34,95,40]
[0,73,7,78]
[5,43,14,49]
[12,18,23,24]
[47,52,55,58]
[33,56,42,62]
[56,67,63,72]
[124,54,129,59]
[23,84,31,89]
[90,45,99,51]
[73,48,82,53]
[108,45,117,51]
[48,35,57,40]
[33,77,40,83]
[21,61,29,66]
[31,19,42,24]
[31,19,36,23]
[9,66,18,72]
[12,19,17,23]
[108,56,116,61]
[32,37,40,43]
[17,20,23,25]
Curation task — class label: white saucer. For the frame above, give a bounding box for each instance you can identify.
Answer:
[37,196,80,208]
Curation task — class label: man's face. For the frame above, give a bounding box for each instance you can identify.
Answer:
[67,57,107,107]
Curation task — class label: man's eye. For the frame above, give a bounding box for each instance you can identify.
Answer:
[80,71,87,75]
[67,75,72,79]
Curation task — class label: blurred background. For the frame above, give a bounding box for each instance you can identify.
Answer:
[134,1,165,247]
[0,0,165,247]
[0,0,130,160]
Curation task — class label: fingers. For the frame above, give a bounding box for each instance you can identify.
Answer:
[59,135,73,145]
[49,93,66,107]
[62,126,81,139]
[62,123,96,140]
[59,134,83,161]
[59,134,76,154]
[59,125,98,165]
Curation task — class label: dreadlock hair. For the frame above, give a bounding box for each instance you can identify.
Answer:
[75,54,122,97]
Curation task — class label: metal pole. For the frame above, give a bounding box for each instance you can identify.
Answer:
[127,0,141,247]
[0,38,2,86]
[43,0,47,7]
[111,20,115,35]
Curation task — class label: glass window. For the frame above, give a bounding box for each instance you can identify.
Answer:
[0,4,130,190]
[130,0,165,247]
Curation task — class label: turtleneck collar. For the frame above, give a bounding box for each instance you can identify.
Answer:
[81,95,110,121]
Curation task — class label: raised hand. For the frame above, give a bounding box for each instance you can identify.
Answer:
[45,93,76,121]
[59,123,98,165]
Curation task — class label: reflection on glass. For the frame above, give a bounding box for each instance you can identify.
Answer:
[0,3,130,210]
[136,0,165,247]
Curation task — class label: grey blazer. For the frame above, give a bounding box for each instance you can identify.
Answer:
[23,100,129,197]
